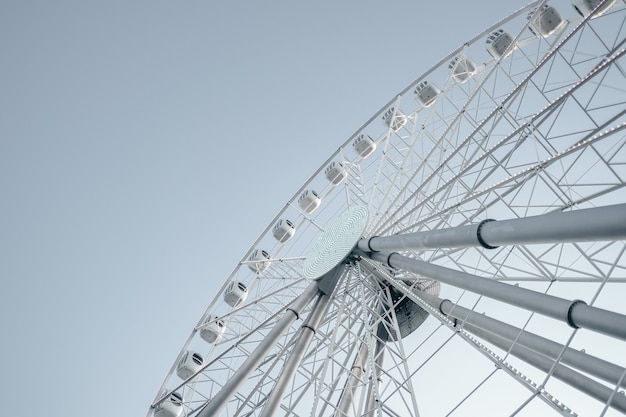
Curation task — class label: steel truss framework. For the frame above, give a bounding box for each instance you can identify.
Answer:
[149,1,626,416]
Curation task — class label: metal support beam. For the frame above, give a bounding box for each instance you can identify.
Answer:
[259,293,331,417]
[197,281,319,417]
[359,204,626,252]
[467,324,626,414]
[364,338,385,417]
[367,251,626,340]
[335,343,368,417]
[415,291,626,388]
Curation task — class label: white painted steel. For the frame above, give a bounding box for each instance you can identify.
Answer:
[149,1,626,416]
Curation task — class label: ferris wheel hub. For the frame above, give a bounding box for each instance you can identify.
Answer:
[303,206,369,280]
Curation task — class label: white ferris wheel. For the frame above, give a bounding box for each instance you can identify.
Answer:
[148,0,626,416]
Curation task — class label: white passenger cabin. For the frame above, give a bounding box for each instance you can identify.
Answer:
[200,315,226,343]
[247,249,271,273]
[153,392,183,417]
[298,190,321,214]
[528,4,563,37]
[325,162,348,185]
[449,56,477,83]
[353,134,377,158]
[176,350,204,380]
[486,29,515,59]
[224,281,248,307]
[571,0,616,18]
[272,219,296,243]
[414,81,440,107]
[382,107,407,132]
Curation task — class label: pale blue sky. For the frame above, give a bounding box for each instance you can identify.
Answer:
[1,2,524,416]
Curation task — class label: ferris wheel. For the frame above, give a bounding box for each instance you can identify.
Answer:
[148,0,626,416]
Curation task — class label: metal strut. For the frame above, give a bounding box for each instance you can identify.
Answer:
[197,282,319,417]
[199,264,345,417]
[259,293,331,417]
[334,343,368,417]
[468,325,626,414]
[366,251,626,341]
[364,337,385,417]
[415,291,626,389]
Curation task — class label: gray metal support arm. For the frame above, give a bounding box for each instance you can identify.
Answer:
[467,324,626,414]
[259,293,331,417]
[358,204,626,252]
[367,251,626,340]
[364,338,385,417]
[335,343,368,417]
[415,291,626,388]
[197,282,319,417]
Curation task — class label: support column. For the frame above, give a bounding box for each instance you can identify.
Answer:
[358,203,626,252]
[415,291,626,388]
[364,337,385,417]
[335,343,368,417]
[259,293,331,417]
[467,324,626,414]
[367,251,626,340]
[197,282,319,417]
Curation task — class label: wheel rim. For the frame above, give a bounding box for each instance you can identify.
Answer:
[150,1,626,416]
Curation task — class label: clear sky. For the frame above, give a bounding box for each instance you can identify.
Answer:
[1,2,544,417]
